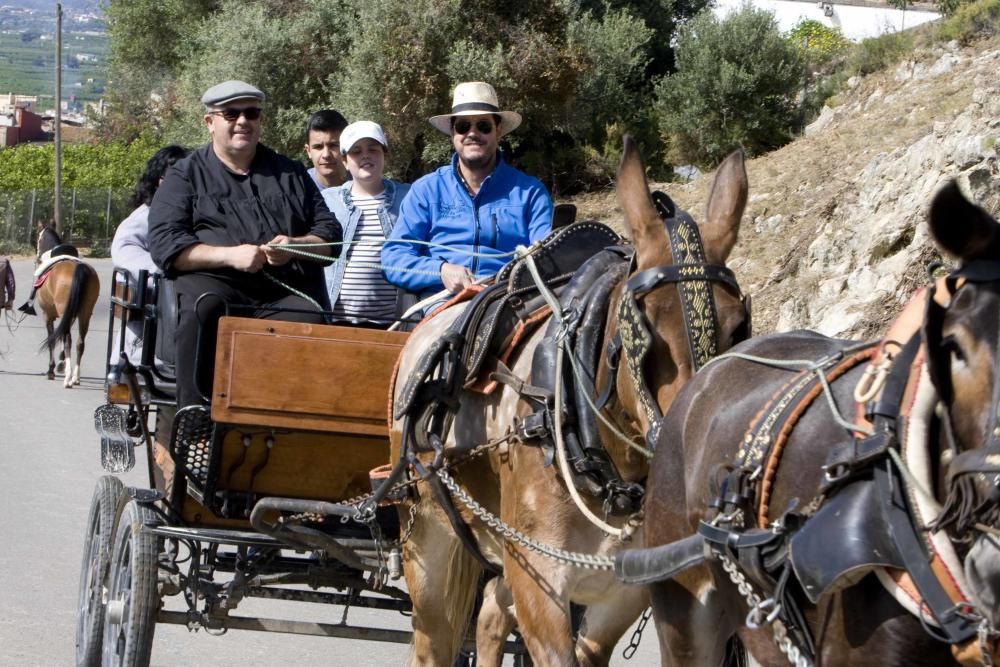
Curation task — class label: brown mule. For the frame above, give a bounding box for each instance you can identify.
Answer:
[389,137,750,666]
[639,181,1000,666]
[36,259,100,387]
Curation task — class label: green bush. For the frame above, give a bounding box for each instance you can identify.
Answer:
[561,5,659,185]
[847,30,914,77]
[96,0,688,189]
[163,0,351,157]
[937,0,1000,43]
[653,5,804,167]
[0,138,159,190]
[0,239,32,256]
[787,19,851,65]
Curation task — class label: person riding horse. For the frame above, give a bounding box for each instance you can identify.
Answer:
[35,218,61,264]
[18,225,78,316]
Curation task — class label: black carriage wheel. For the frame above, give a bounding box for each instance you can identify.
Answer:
[75,475,125,667]
[102,499,160,667]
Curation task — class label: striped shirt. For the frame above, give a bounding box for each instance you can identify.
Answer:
[331,193,397,322]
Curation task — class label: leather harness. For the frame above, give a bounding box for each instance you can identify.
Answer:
[393,201,750,570]
[620,261,1000,664]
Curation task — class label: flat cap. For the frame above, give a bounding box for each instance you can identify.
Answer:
[201,80,265,108]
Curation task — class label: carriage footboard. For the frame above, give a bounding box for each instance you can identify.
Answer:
[249,497,375,571]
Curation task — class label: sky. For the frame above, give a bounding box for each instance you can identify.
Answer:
[714,0,942,41]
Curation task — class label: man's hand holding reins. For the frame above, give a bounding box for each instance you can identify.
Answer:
[262,234,332,266]
[262,235,293,267]
[441,262,474,293]
[229,244,267,272]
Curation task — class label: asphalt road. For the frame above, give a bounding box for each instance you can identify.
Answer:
[0,257,658,666]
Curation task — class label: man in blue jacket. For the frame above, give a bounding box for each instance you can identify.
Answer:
[381,82,552,306]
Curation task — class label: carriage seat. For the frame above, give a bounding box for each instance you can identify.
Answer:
[154,277,179,368]
[107,269,178,398]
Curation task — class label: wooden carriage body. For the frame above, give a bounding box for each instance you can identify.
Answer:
[103,269,409,525]
[179,317,408,525]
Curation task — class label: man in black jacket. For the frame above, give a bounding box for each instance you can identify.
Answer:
[149,80,343,408]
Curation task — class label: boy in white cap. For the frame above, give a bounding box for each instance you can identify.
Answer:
[381,82,552,306]
[148,79,342,408]
[322,121,410,326]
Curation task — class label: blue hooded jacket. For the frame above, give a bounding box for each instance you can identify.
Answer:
[381,152,552,294]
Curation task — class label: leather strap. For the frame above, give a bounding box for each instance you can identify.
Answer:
[614,534,705,585]
[424,467,501,575]
[876,463,977,644]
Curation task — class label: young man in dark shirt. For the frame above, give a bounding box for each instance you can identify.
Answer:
[304,109,349,191]
[148,80,343,408]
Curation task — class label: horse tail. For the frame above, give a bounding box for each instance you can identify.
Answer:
[441,539,481,659]
[41,262,88,351]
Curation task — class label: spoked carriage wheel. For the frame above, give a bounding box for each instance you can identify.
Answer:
[102,499,160,667]
[75,475,125,667]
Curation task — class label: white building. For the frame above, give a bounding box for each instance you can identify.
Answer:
[0,93,37,114]
[714,0,941,41]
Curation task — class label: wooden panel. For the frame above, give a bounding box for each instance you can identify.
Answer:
[214,429,388,501]
[177,430,389,527]
[212,317,409,434]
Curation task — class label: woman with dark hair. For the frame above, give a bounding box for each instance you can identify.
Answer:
[109,145,187,365]
[111,145,189,278]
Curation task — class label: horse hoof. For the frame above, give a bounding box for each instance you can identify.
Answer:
[47,372,55,380]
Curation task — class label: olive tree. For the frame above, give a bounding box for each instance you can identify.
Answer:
[653,5,805,166]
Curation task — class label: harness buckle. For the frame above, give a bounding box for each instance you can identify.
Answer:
[516,412,550,441]
[823,463,851,486]
[746,597,782,630]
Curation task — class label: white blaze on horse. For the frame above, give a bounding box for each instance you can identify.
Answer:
[389,137,750,666]
[35,256,100,387]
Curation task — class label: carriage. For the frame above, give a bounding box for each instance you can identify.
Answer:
[73,136,1000,667]
[75,266,529,666]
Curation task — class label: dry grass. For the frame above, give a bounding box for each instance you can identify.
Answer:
[560,35,998,334]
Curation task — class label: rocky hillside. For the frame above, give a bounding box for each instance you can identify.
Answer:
[571,36,1000,339]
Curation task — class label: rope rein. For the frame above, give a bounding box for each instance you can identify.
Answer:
[262,238,542,312]
[704,349,876,437]
[521,247,635,540]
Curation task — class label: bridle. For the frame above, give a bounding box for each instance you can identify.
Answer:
[926,260,1000,540]
[612,191,750,447]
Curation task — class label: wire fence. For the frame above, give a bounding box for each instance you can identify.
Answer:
[0,187,133,255]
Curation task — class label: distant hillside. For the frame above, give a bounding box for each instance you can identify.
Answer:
[0,4,107,105]
[13,1,100,13]
[571,34,1000,340]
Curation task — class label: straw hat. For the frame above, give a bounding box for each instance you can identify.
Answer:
[429,82,521,137]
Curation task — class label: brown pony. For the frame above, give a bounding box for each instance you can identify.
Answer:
[638,181,1000,666]
[36,259,100,387]
[389,137,750,666]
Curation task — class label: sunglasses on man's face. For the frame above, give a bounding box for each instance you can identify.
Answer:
[453,119,495,135]
[210,107,263,122]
